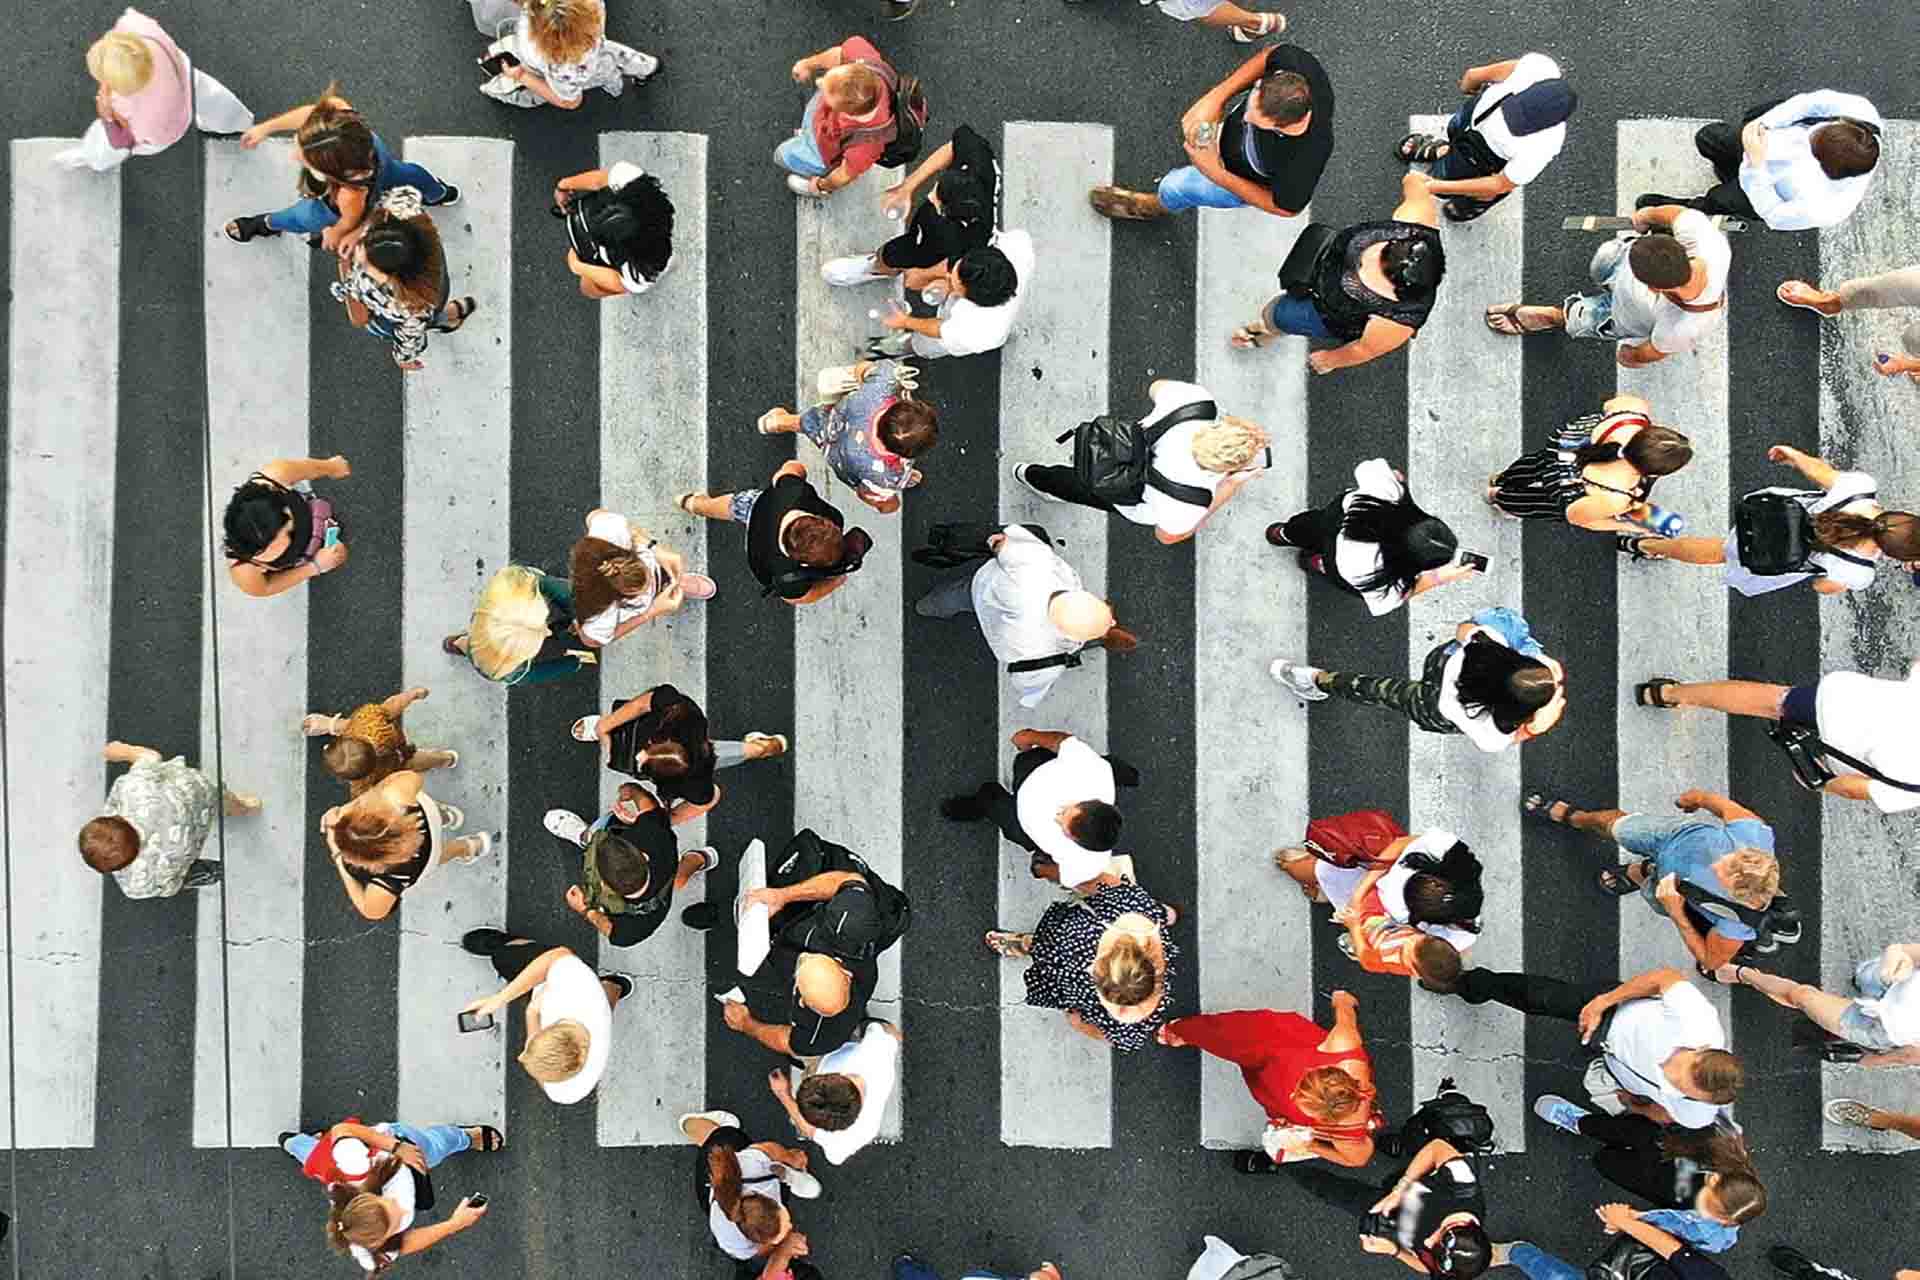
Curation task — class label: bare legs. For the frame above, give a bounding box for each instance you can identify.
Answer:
[1653,679,1790,720]
[1719,965,1855,1038]
[1633,535,1726,565]
[682,493,736,522]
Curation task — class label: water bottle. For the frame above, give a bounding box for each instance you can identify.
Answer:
[866,308,888,341]
[921,281,949,306]
[1632,503,1686,538]
[884,203,905,222]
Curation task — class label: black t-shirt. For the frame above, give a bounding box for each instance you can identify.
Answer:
[881,124,1001,270]
[1219,44,1335,213]
[1656,1249,1731,1280]
[1391,1157,1485,1255]
[607,683,718,807]
[598,806,679,947]
[765,943,878,1057]
[746,473,846,600]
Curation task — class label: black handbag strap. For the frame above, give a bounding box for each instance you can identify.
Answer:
[1141,400,1222,508]
[1804,734,1920,793]
[1008,645,1086,675]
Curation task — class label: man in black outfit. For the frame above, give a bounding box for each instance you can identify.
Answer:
[822,123,1000,288]
[683,462,867,606]
[1090,43,1334,220]
[1285,1136,1491,1278]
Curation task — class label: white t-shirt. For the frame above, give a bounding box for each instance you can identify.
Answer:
[710,1146,784,1260]
[602,161,673,293]
[970,524,1084,708]
[1334,458,1412,617]
[913,229,1035,359]
[1112,381,1226,537]
[1601,981,1727,1129]
[1468,52,1567,186]
[1815,669,1920,812]
[1014,736,1118,886]
[576,510,660,646]
[533,954,614,1104]
[1608,210,1731,356]
[1726,474,1881,595]
[1314,829,1477,955]
[809,1021,902,1165]
[349,1157,418,1271]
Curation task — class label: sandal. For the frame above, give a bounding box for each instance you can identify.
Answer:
[224,214,281,243]
[436,297,478,333]
[1520,793,1581,826]
[673,492,703,515]
[1485,303,1559,336]
[1634,677,1681,709]
[1775,280,1842,317]
[467,1124,505,1152]
[1396,132,1450,164]
[442,632,469,657]
[1229,10,1285,41]
[1234,1151,1284,1175]
[1230,321,1279,351]
[571,715,601,742]
[985,930,1034,959]
[1595,866,1641,897]
[1616,534,1653,562]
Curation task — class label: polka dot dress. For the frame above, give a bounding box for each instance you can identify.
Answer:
[1023,881,1179,1053]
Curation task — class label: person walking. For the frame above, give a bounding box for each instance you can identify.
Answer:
[280,1118,503,1188]
[223,84,458,249]
[1529,1100,1768,1229]
[682,1109,822,1280]
[553,162,676,298]
[1159,997,1381,1168]
[758,361,939,516]
[1715,942,1919,1066]
[444,565,596,685]
[1487,205,1729,368]
[1272,606,1565,753]
[780,36,903,199]
[939,728,1135,890]
[1777,266,1920,386]
[1273,828,1482,985]
[1497,1205,1735,1280]
[572,683,788,826]
[1090,43,1332,220]
[541,784,716,947]
[1637,90,1882,231]
[289,1119,495,1272]
[322,771,493,921]
[459,935,627,1104]
[1013,380,1270,544]
[767,1019,903,1166]
[304,686,458,799]
[1634,664,1920,811]
[1285,1135,1492,1278]
[894,1257,1064,1280]
[223,457,351,597]
[1268,458,1475,615]
[1396,53,1576,223]
[914,525,1136,708]
[988,880,1179,1053]
[568,508,715,650]
[822,123,999,289]
[55,8,254,172]
[1521,788,1785,972]
[478,0,660,110]
[679,463,869,606]
[1487,397,1694,532]
[876,234,1034,361]
[79,741,260,897]
[1620,444,1918,591]
[1453,966,1742,1129]
[1230,173,1445,375]
[330,188,474,370]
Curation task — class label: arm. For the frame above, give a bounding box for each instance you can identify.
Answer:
[566,250,628,295]
[1156,469,1257,545]
[786,574,849,606]
[1596,1205,1688,1261]
[664,786,720,827]
[791,44,847,80]
[556,168,612,197]
[769,1070,817,1141]
[772,460,809,485]
[1182,142,1292,216]
[504,62,582,109]
[394,1200,487,1257]
[240,101,322,145]
[1673,789,1763,824]
[1768,444,1841,490]
[1183,48,1271,135]
[466,946,573,1016]
[1822,774,1874,802]
[568,887,616,938]
[333,853,398,922]
[1578,968,1686,1041]
[1653,876,1742,970]
[1064,1009,1109,1042]
[855,488,902,514]
[747,870,864,915]
[1425,172,1518,201]
[724,1004,797,1057]
[1459,58,1522,91]
[887,140,955,209]
[258,455,351,488]
[103,741,163,766]
[1320,989,1365,1052]
[1617,340,1670,369]
[1392,172,1442,228]
[1565,493,1655,534]
[1310,317,1415,373]
[882,311,944,340]
[1407,562,1477,597]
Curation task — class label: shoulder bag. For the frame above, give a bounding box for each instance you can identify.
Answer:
[1586,1235,1667,1280]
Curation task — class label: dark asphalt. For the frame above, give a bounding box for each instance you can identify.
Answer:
[2,0,1916,1277]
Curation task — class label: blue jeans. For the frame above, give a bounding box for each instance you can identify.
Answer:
[267,134,452,234]
[892,1260,1018,1280]
[1156,164,1248,213]
[776,96,831,177]
[1262,292,1336,340]
[1511,1244,1584,1280]
[282,1122,473,1168]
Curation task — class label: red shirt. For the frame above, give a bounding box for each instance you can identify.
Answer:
[812,37,895,178]
[1167,1009,1376,1135]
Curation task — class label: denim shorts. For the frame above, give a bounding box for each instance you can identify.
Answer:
[1263,292,1336,341]
[1837,1000,1899,1051]
[1564,240,1627,341]
[728,489,762,525]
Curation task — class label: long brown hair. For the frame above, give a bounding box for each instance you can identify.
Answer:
[1813,509,1920,557]
[569,536,654,623]
[361,200,447,315]
[523,0,604,63]
[333,803,427,867]
[295,82,375,195]
[325,1154,405,1273]
[1659,1129,1767,1223]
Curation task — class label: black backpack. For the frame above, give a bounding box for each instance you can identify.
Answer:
[912,521,1052,569]
[841,60,930,170]
[1392,1078,1495,1156]
[1672,879,1800,960]
[1733,489,1875,577]
[769,829,911,963]
[1055,400,1218,507]
[559,178,674,284]
[764,526,873,599]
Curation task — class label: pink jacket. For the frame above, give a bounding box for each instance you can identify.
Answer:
[108,8,192,147]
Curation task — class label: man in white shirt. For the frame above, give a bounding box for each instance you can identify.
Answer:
[1012,380,1270,545]
[939,728,1135,888]
[458,935,624,1105]
[1638,91,1882,231]
[879,230,1033,359]
[768,1018,903,1165]
[1488,204,1729,367]
[1400,52,1576,223]
[912,524,1131,707]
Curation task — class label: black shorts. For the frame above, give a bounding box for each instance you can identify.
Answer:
[878,225,948,271]
[1781,682,1819,728]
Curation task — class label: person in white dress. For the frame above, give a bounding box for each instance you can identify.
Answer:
[478,0,660,111]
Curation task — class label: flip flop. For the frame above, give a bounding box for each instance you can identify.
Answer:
[984,930,1033,959]
[1485,303,1558,336]
[571,715,601,741]
[1396,132,1450,164]
[1634,677,1681,709]
[1595,867,1640,897]
[466,1124,505,1152]
[1520,793,1581,825]
[224,214,281,243]
[1230,322,1278,351]
[1229,10,1285,41]
[1775,280,1841,317]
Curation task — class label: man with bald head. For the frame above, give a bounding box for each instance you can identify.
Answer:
[723,943,879,1062]
[913,523,1135,707]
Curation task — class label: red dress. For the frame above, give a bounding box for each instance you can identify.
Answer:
[1167,1009,1377,1136]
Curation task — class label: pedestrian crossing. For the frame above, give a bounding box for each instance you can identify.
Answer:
[3,121,1916,1157]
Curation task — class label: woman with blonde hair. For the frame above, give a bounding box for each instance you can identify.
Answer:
[322,771,493,922]
[330,188,475,370]
[479,0,661,111]
[568,508,715,650]
[1159,992,1383,1170]
[445,565,595,686]
[224,83,459,251]
[312,1129,493,1273]
[56,9,254,171]
[458,935,627,1104]
[304,686,458,799]
[1014,381,1270,545]
[986,880,1179,1053]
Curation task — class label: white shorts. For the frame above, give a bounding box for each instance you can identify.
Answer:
[1157,0,1227,18]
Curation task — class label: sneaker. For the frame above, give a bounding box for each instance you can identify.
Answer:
[1088,184,1164,221]
[681,902,720,931]
[600,973,634,1001]
[1532,1093,1590,1135]
[183,859,224,889]
[1767,895,1802,945]
[882,0,920,18]
[1635,192,1694,211]
[460,927,512,957]
[459,831,495,863]
[1820,1040,1866,1064]
[1269,659,1328,702]
[774,1163,823,1198]
[940,794,986,822]
[822,254,884,287]
[1264,522,1292,548]
[787,174,826,198]
[276,1130,304,1147]
[678,1109,741,1141]
[1013,464,1064,504]
[544,808,590,849]
[626,51,661,81]
[429,184,462,208]
[1823,1098,1878,1130]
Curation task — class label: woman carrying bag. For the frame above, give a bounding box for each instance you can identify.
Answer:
[1267,458,1477,616]
[1497,1203,1733,1280]
[1488,396,1693,532]
[223,457,352,598]
[322,771,493,921]
[56,9,254,172]
[553,163,675,298]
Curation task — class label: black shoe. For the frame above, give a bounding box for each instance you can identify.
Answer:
[429,184,462,208]
[681,902,720,931]
[1616,534,1651,562]
[600,973,634,1000]
[883,0,920,17]
[184,859,223,889]
[1767,1246,1820,1280]
[1233,1150,1282,1175]
[1441,198,1483,223]
[460,927,512,957]
[1636,192,1701,211]
[1767,894,1803,946]
[1819,1040,1866,1064]
[940,794,986,822]
[1265,522,1292,548]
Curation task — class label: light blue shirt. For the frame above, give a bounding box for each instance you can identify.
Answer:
[1615,815,1775,943]
[1742,89,1882,230]
[1641,1209,1739,1254]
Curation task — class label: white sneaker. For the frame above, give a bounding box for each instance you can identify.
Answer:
[787,174,826,198]
[1012,464,1065,504]
[822,254,883,287]
[774,1164,823,1199]
[1269,659,1328,702]
[544,808,590,848]
[677,1109,740,1141]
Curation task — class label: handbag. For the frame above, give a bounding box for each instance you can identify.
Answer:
[1767,720,1920,794]
[1585,1234,1666,1280]
[912,522,1051,570]
[1278,222,1339,296]
[1302,810,1408,870]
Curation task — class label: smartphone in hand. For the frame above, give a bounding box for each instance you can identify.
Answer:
[1459,551,1490,573]
[477,50,521,76]
[457,1010,496,1033]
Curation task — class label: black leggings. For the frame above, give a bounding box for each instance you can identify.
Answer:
[1456,969,1613,1022]
[1690,121,1761,219]
[1019,463,1120,513]
[490,938,559,983]
[1576,1112,1697,1209]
